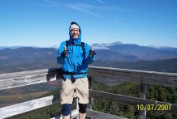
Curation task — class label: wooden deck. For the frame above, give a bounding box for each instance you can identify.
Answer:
[0,66,177,119]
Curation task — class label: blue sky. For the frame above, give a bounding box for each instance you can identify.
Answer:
[0,0,177,47]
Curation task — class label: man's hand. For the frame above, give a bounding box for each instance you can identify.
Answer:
[63,46,68,57]
[89,45,96,57]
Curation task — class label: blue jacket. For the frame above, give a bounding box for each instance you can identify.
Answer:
[57,23,95,80]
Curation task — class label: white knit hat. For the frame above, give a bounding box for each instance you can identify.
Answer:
[70,24,79,30]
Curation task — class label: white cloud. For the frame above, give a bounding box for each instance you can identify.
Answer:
[73,3,120,11]
[42,0,64,7]
[114,19,128,26]
[96,0,104,4]
[66,4,103,17]
[41,0,134,17]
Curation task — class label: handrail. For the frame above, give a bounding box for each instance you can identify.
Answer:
[88,66,177,88]
[89,90,177,114]
[1,66,177,90]
[0,66,177,119]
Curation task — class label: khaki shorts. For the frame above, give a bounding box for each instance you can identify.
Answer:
[60,77,89,104]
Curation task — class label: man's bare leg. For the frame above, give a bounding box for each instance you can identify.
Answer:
[62,115,70,119]
[79,112,86,119]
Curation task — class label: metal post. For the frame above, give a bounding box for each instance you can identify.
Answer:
[72,97,79,119]
[139,83,147,119]
[88,76,94,119]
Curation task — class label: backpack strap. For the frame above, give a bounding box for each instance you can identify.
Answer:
[81,42,86,59]
[65,40,69,48]
[65,40,86,58]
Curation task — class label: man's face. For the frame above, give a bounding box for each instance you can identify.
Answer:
[70,28,80,39]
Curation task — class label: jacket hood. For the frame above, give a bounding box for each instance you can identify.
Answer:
[69,22,82,45]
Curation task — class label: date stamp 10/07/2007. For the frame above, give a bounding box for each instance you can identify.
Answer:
[137,104,172,111]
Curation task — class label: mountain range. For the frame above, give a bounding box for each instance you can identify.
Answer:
[92,42,177,61]
[0,42,177,74]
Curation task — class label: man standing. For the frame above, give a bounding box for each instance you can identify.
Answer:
[57,22,96,119]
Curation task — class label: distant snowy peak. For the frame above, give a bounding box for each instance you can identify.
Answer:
[92,42,177,50]
[92,46,109,50]
[0,46,24,50]
[148,45,177,49]
[92,41,122,49]
[109,41,123,45]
